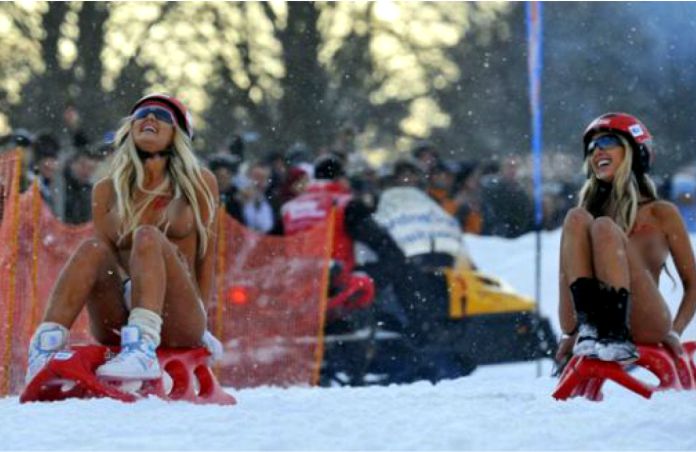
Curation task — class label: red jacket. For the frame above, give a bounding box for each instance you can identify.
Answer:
[282,180,355,275]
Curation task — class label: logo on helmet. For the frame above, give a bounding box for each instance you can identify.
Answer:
[628,124,644,138]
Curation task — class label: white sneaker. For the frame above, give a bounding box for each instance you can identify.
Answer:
[96,326,161,380]
[596,339,639,364]
[201,330,223,363]
[573,324,598,358]
[26,324,68,384]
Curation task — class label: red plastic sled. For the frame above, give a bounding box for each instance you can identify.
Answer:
[553,341,696,401]
[20,345,236,405]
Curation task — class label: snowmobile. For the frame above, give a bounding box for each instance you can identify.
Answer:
[319,180,557,386]
[320,262,558,386]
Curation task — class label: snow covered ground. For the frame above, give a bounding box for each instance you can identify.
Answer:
[3,230,696,451]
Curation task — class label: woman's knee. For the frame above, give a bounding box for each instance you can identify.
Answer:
[590,217,625,245]
[75,238,113,264]
[132,225,165,254]
[562,207,593,235]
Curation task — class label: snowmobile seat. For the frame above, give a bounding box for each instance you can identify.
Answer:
[552,341,696,401]
[20,344,236,405]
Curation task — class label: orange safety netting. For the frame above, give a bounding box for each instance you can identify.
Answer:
[0,151,331,396]
[212,213,332,389]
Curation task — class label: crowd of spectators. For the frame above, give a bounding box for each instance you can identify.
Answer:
[2,110,696,237]
[205,133,582,240]
[0,109,114,224]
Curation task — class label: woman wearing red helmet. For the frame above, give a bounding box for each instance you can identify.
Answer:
[556,112,696,365]
[25,94,221,384]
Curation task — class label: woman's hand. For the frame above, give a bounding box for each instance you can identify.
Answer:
[552,333,575,377]
[662,330,684,357]
[555,333,575,363]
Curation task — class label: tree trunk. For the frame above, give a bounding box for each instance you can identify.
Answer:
[277,2,330,152]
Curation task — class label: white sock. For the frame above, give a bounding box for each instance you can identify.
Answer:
[31,322,69,351]
[127,308,162,348]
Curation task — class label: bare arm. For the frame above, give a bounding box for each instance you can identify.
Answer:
[195,168,220,306]
[556,227,577,362]
[91,178,119,254]
[656,201,696,336]
[558,220,578,334]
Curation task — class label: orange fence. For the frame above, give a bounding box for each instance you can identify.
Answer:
[0,151,331,396]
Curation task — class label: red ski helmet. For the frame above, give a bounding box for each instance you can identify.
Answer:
[130,93,193,139]
[582,112,653,174]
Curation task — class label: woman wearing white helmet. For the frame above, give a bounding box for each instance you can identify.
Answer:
[556,112,696,365]
[25,93,221,383]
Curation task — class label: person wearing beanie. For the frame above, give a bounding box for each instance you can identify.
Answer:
[26,93,221,384]
[556,113,696,368]
[62,145,103,224]
[278,166,309,206]
[207,152,243,223]
[282,154,409,304]
[29,132,61,214]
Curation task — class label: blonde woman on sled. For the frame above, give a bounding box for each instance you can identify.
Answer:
[556,112,696,367]
[25,94,222,385]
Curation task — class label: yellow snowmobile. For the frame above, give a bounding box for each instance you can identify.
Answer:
[321,261,557,386]
[321,185,557,386]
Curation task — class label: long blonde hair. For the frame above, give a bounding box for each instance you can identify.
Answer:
[110,118,216,256]
[578,135,659,233]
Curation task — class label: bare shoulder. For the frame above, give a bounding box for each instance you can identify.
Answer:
[650,200,681,221]
[200,167,219,195]
[200,167,217,186]
[648,200,686,233]
[92,177,115,205]
[93,177,115,197]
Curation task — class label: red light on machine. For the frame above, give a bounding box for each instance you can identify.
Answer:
[227,286,249,305]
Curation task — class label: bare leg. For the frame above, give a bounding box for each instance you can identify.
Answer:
[589,218,671,343]
[559,208,594,333]
[128,225,206,347]
[43,238,126,342]
[626,242,671,343]
[26,237,127,383]
[590,218,630,288]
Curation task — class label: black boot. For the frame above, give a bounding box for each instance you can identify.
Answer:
[595,282,638,363]
[569,277,601,357]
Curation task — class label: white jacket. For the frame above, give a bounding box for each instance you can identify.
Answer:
[374,187,466,260]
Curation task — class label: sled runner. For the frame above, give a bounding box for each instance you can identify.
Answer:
[20,345,236,405]
[552,341,696,401]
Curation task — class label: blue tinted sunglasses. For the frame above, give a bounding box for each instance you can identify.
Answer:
[132,106,174,125]
[586,134,623,156]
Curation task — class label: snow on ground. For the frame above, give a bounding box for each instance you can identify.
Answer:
[2,230,696,451]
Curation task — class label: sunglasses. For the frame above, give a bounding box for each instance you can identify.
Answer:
[132,106,175,125]
[137,149,173,161]
[586,134,623,156]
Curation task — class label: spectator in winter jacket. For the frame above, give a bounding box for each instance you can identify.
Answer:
[427,161,458,215]
[240,161,275,233]
[208,153,243,224]
[481,155,533,238]
[453,161,484,234]
[63,146,101,224]
[376,159,474,270]
[29,133,61,215]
